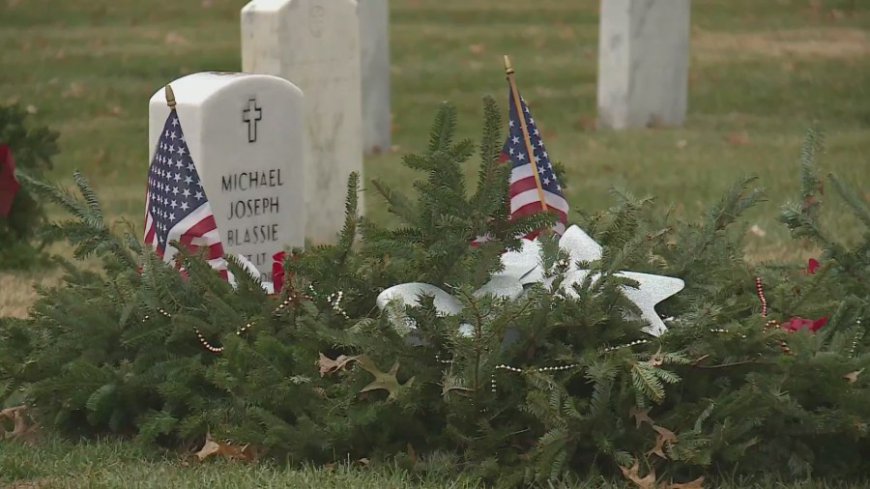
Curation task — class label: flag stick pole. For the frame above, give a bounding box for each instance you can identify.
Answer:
[504,55,548,212]
[165,84,177,110]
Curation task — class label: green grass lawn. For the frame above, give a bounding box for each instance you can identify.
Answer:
[2,436,870,489]
[1,0,869,485]
[0,437,481,489]
[1,0,867,247]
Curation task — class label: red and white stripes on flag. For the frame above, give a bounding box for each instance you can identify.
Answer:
[502,86,569,239]
[144,109,228,280]
[471,88,569,247]
[505,158,569,237]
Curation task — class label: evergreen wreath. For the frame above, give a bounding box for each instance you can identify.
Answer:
[0,104,59,269]
[0,99,867,487]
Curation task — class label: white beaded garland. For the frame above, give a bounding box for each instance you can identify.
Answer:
[141,294,297,355]
[310,285,351,319]
[603,339,650,352]
[489,362,580,394]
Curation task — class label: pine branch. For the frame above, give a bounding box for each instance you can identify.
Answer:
[337,172,361,258]
[369,178,418,223]
[428,103,458,153]
[829,173,870,229]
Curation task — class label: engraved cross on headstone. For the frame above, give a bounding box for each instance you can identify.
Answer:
[242,98,263,143]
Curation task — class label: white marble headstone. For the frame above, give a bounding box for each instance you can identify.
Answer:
[148,72,306,281]
[241,0,364,244]
[359,0,392,155]
[597,0,690,129]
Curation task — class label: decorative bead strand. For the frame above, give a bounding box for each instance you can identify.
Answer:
[490,365,521,396]
[489,363,579,395]
[142,293,299,355]
[435,353,454,365]
[755,277,768,318]
[325,290,350,319]
[310,285,350,319]
[530,364,578,373]
[754,277,793,354]
[495,364,523,374]
[849,323,863,358]
[195,328,224,354]
[274,295,294,314]
[709,328,749,339]
[603,339,650,353]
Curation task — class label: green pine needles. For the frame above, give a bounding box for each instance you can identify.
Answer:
[0,103,59,269]
[1,102,868,486]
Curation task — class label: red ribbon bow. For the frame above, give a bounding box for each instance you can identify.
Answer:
[0,144,21,218]
[783,316,828,333]
[781,257,828,333]
[272,251,287,294]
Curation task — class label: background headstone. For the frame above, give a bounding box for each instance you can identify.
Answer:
[241,0,364,244]
[359,0,392,155]
[596,0,690,129]
[148,72,306,281]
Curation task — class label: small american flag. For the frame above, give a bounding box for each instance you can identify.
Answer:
[144,110,228,279]
[502,89,569,238]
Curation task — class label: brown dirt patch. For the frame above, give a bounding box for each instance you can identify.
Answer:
[0,273,60,318]
[693,27,870,60]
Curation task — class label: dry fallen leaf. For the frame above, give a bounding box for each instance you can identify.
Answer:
[1,405,40,444]
[164,32,191,46]
[620,461,657,489]
[557,25,575,40]
[407,443,418,465]
[357,356,414,401]
[647,425,678,459]
[669,476,705,489]
[195,432,253,462]
[441,376,473,398]
[468,43,486,55]
[629,406,654,428]
[195,432,222,461]
[62,82,85,98]
[649,348,665,367]
[727,131,751,146]
[318,352,359,377]
[575,115,597,132]
[691,354,710,366]
[844,368,864,384]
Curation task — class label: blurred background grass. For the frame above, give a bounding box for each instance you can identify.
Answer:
[0,0,868,315]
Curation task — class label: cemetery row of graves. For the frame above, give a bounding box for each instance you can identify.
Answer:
[2,0,869,486]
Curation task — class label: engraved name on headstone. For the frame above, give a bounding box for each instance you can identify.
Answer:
[148,72,306,281]
[241,0,364,244]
